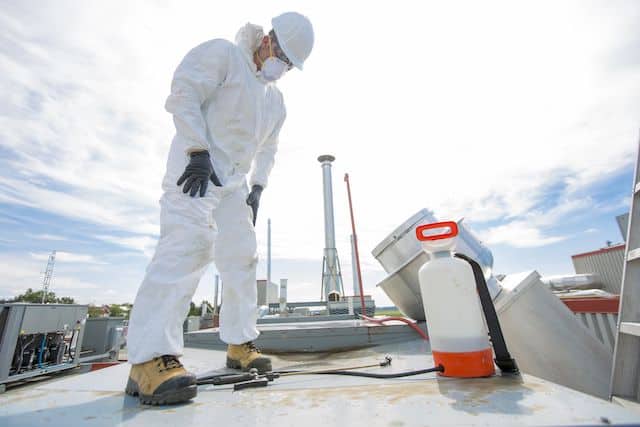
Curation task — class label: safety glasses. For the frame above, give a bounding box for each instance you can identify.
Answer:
[269,34,293,70]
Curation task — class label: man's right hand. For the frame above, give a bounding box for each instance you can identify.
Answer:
[176,151,222,197]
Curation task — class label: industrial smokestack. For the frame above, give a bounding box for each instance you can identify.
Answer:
[318,154,344,301]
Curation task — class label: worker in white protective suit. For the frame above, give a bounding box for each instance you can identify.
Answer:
[125,12,314,406]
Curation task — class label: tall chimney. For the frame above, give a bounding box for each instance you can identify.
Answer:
[318,154,344,301]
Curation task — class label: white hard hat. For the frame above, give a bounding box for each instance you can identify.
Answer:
[271,12,314,70]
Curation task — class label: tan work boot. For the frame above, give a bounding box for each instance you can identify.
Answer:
[125,355,197,405]
[226,341,272,373]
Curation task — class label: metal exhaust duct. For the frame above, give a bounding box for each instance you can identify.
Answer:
[318,155,344,301]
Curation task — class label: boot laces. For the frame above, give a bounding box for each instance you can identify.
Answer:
[243,341,261,354]
[158,355,183,371]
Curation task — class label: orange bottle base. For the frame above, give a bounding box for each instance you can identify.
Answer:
[432,348,495,378]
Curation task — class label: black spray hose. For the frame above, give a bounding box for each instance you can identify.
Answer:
[196,363,444,386]
[197,372,257,386]
[311,365,443,379]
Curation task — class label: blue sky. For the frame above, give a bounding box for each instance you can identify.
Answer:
[1,1,638,306]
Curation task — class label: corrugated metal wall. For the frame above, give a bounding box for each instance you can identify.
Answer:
[574,312,618,352]
[572,246,625,294]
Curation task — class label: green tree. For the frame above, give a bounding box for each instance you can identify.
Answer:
[87,305,106,318]
[13,288,58,304]
[10,288,76,304]
[121,303,132,319]
[109,304,125,317]
[86,304,132,318]
[186,300,215,317]
[188,301,200,316]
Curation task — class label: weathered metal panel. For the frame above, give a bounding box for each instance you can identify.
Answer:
[496,272,613,399]
[81,317,125,357]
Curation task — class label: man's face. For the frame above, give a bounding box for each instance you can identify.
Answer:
[268,32,293,72]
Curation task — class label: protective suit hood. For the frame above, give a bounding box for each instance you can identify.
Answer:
[235,23,264,74]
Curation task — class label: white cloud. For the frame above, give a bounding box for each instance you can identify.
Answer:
[0,216,19,225]
[0,176,159,236]
[0,253,136,304]
[611,196,633,213]
[482,221,567,248]
[479,196,593,248]
[30,251,106,264]
[47,276,100,291]
[0,191,38,208]
[96,234,158,257]
[26,233,69,241]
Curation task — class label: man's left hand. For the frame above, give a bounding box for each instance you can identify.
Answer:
[246,185,264,226]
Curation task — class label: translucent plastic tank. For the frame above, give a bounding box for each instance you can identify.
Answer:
[417,221,495,378]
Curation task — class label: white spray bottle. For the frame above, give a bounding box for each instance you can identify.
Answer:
[416,221,495,378]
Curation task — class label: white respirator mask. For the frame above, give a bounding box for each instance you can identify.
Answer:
[259,35,290,82]
[261,57,288,82]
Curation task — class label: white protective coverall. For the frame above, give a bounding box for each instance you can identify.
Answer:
[127,23,286,364]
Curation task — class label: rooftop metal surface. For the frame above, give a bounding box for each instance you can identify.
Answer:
[1,339,639,426]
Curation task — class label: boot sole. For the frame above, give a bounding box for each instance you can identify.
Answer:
[125,378,197,406]
[226,357,272,373]
[226,357,243,370]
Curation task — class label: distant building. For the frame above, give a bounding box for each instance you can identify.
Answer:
[572,244,625,294]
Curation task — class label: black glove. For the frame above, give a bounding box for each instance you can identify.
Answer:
[246,185,263,225]
[176,151,222,197]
